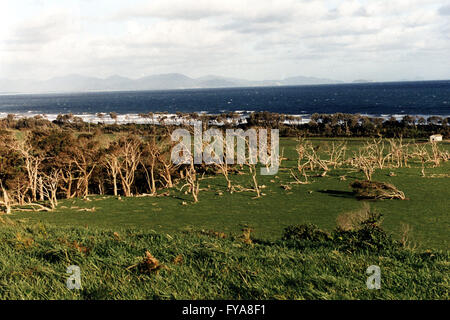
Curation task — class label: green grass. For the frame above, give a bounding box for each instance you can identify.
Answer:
[0,221,448,299]
[2,137,449,299]
[11,138,450,250]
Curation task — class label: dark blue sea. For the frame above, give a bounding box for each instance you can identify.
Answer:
[0,81,449,119]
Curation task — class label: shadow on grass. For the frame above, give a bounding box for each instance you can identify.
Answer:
[170,195,186,201]
[318,189,355,198]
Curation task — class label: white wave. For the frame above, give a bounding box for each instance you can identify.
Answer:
[0,112,448,126]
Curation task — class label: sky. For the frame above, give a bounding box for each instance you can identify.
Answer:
[0,0,449,82]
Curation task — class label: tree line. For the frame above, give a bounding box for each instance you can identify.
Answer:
[0,128,183,212]
[1,111,449,139]
[0,112,449,214]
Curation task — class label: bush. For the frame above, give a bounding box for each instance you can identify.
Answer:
[333,206,399,252]
[282,224,332,242]
[283,206,400,252]
[333,224,399,252]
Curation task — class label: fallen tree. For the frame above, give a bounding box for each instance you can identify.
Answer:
[350,180,406,200]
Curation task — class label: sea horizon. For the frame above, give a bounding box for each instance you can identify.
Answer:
[0,80,449,122]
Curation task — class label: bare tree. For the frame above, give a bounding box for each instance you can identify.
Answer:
[388,137,409,168]
[248,162,261,198]
[117,137,142,197]
[11,139,43,201]
[352,147,377,181]
[157,140,176,188]
[325,141,347,169]
[365,138,390,169]
[210,131,234,192]
[238,133,261,198]
[0,180,11,214]
[140,137,160,195]
[41,169,61,209]
[412,143,429,177]
[104,153,121,196]
[290,137,311,184]
[305,144,330,177]
[60,159,76,199]
[73,152,96,198]
[7,174,29,205]
[181,164,200,203]
[429,141,448,167]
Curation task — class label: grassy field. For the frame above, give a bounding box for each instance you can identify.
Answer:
[0,219,448,299]
[1,137,449,299]
[10,138,450,250]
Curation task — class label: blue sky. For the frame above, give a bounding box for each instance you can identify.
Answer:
[1,0,449,82]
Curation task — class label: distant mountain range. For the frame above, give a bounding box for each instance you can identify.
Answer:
[0,73,344,94]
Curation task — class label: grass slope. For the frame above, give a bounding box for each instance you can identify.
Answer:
[0,220,448,300]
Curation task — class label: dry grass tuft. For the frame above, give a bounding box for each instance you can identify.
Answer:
[199,229,227,239]
[400,223,416,249]
[135,251,165,274]
[173,254,184,265]
[336,202,382,231]
[71,240,90,254]
[15,233,34,249]
[0,216,15,226]
[336,203,381,232]
[240,227,253,245]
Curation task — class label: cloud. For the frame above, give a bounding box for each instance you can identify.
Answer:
[113,0,229,21]
[438,5,450,15]
[3,9,79,52]
[0,0,449,82]
[8,16,67,44]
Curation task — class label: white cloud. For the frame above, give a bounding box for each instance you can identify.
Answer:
[0,0,449,82]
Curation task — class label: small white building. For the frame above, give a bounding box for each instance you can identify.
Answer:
[429,134,443,142]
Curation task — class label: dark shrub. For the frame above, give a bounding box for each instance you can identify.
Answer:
[283,209,400,253]
[333,224,399,252]
[282,224,332,242]
[333,210,399,252]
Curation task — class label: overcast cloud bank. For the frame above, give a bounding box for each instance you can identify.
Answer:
[0,0,449,82]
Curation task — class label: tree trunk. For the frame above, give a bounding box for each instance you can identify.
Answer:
[113,175,118,196]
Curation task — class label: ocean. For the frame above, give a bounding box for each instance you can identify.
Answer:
[0,80,449,123]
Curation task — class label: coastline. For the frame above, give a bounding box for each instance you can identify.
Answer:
[1,111,449,125]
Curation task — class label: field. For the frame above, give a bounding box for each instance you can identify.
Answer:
[0,219,448,299]
[10,138,450,250]
[1,137,449,299]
